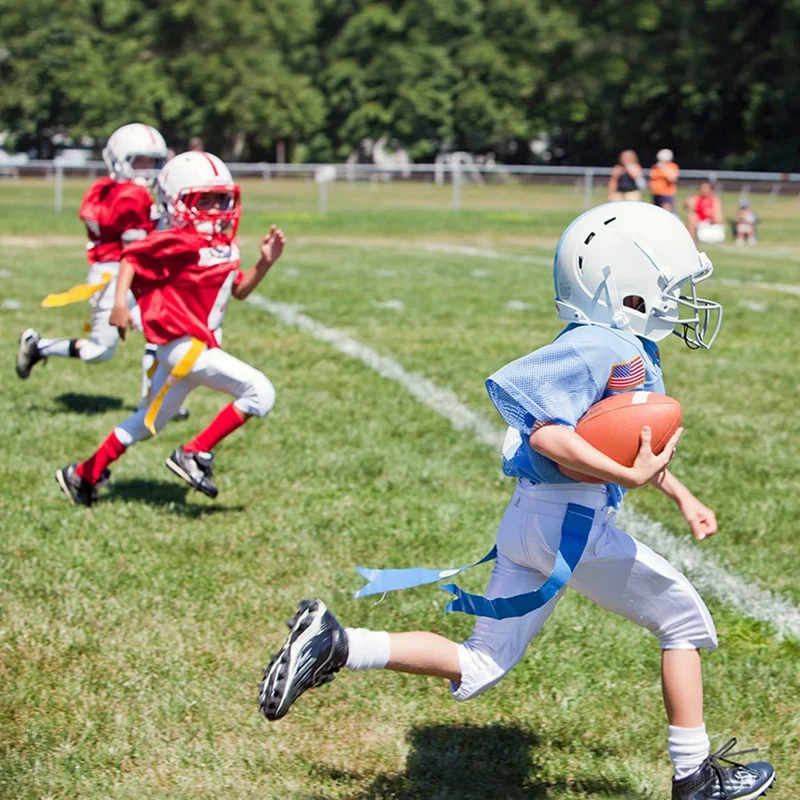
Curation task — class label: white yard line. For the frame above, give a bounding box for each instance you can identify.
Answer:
[286,235,554,266]
[248,294,800,641]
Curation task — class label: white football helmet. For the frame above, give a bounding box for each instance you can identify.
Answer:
[102,123,168,186]
[156,151,241,239]
[553,202,722,349]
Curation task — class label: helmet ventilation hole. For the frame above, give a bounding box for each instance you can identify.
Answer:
[584,232,595,245]
[604,217,617,225]
[578,256,583,271]
[623,295,647,313]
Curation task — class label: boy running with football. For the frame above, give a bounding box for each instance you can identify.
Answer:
[16,123,167,378]
[55,150,285,505]
[258,203,775,799]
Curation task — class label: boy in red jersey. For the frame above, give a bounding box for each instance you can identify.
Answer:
[55,151,285,505]
[16,123,167,377]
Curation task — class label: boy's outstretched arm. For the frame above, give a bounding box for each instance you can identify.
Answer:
[232,225,286,300]
[650,469,717,541]
[529,423,682,491]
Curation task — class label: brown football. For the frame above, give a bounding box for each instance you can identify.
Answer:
[559,392,683,483]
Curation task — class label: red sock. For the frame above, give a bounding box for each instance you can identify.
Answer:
[76,431,127,485]
[183,403,246,454]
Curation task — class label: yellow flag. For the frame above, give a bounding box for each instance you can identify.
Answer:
[41,272,113,308]
[144,338,206,435]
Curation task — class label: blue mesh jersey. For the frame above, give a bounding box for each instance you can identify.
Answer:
[485,324,666,508]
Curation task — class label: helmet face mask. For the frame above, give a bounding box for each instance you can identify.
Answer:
[553,202,723,350]
[157,152,241,240]
[103,123,168,188]
[667,256,723,350]
[172,186,241,238]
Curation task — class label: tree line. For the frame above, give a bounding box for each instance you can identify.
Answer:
[1,0,798,169]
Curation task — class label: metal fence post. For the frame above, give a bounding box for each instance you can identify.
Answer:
[54,162,64,214]
[584,168,594,209]
[452,160,461,211]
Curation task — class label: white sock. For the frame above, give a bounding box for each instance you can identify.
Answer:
[344,628,391,671]
[669,724,710,780]
[38,338,74,358]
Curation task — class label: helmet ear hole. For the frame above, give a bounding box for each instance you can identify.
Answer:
[623,295,646,313]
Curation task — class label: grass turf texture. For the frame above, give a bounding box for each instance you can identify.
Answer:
[0,179,798,798]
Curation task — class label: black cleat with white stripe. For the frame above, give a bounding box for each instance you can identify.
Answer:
[259,599,349,721]
[55,463,96,507]
[165,447,218,498]
[16,328,44,379]
[672,738,775,800]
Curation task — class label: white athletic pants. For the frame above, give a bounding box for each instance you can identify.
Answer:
[81,261,141,363]
[114,336,275,447]
[453,481,718,701]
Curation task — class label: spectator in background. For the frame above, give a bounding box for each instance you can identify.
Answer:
[735,199,758,246]
[607,149,645,201]
[649,148,679,211]
[685,181,725,244]
[189,136,204,152]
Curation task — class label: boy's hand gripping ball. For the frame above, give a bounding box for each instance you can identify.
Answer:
[559,392,683,483]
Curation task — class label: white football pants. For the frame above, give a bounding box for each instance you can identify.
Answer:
[81,261,141,363]
[114,335,275,447]
[453,480,718,701]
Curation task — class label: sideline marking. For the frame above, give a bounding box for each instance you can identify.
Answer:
[248,294,800,641]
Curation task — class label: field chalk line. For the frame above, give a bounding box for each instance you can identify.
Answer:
[248,294,800,641]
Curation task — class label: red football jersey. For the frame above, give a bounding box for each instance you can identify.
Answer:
[124,229,243,348]
[79,177,156,265]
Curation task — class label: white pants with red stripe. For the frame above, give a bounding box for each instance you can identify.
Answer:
[452,481,718,701]
[81,261,141,363]
[114,336,275,446]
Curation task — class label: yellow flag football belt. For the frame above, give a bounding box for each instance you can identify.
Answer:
[41,272,113,308]
[144,338,206,435]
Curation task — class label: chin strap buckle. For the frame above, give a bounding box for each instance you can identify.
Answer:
[602,266,631,330]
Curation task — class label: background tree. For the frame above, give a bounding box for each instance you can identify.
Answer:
[1,0,799,168]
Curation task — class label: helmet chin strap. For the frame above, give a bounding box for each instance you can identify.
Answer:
[602,266,632,330]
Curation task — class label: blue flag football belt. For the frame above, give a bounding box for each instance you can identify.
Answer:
[355,502,596,620]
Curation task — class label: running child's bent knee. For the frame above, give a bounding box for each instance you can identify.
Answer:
[79,341,117,364]
[657,614,718,652]
[234,372,275,418]
[452,638,526,702]
[113,415,153,448]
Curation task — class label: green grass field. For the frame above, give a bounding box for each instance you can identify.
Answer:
[1,179,798,799]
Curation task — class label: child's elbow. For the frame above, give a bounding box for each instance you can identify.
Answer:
[528,423,561,455]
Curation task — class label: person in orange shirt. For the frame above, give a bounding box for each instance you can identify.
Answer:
[650,149,680,212]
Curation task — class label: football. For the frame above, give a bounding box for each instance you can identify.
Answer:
[559,392,683,483]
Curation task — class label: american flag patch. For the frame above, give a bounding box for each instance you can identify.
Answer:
[607,356,646,389]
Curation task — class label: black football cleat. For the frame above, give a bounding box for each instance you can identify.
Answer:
[55,463,96,507]
[259,599,349,721]
[16,328,45,379]
[172,407,191,422]
[672,738,775,800]
[165,447,218,498]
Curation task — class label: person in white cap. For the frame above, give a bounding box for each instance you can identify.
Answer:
[650,148,680,212]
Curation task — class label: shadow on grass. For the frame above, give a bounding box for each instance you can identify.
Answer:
[313,723,647,799]
[106,479,244,517]
[55,392,135,415]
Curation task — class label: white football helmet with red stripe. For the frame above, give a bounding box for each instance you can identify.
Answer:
[102,123,168,186]
[553,202,722,349]
[157,151,241,239]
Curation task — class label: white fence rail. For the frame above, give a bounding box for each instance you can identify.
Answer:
[3,159,799,214]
